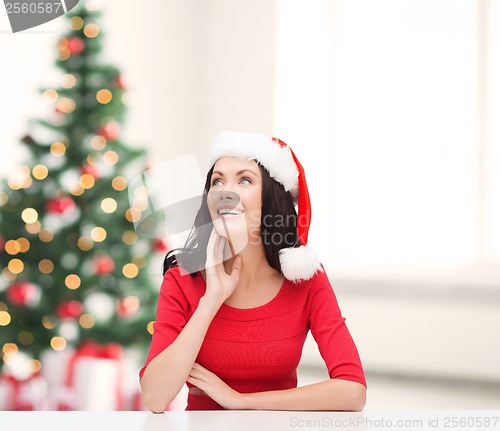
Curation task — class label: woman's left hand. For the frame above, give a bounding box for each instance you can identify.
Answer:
[187,363,245,410]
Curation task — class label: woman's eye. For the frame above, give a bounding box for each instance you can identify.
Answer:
[211,178,223,186]
[240,178,251,185]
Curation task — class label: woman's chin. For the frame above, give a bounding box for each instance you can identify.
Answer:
[213,221,227,238]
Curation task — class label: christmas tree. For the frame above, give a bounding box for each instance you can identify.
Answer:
[0,1,164,375]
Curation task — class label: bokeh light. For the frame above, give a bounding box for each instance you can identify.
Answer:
[50,336,67,351]
[84,23,100,38]
[112,176,127,191]
[65,274,81,290]
[90,227,107,242]
[96,89,112,104]
[50,142,67,157]
[122,263,139,278]
[101,197,117,213]
[32,164,49,180]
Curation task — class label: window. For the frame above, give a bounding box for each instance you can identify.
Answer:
[275,0,500,279]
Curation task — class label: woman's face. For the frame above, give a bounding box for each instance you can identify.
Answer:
[207,157,262,253]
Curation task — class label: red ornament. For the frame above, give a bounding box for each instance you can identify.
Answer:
[93,256,115,276]
[117,297,139,318]
[67,37,85,55]
[113,75,126,90]
[81,164,100,180]
[154,238,170,252]
[96,122,120,141]
[45,196,76,214]
[57,300,83,320]
[6,282,40,307]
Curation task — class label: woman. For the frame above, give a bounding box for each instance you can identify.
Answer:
[139,131,366,412]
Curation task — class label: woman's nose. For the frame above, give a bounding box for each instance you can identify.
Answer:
[211,190,240,205]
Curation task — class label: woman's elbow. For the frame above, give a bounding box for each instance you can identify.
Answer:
[348,383,366,412]
[332,380,366,411]
[140,379,170,414]
[142,391,169,414]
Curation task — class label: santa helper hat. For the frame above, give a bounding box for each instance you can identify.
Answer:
[209,131,322,282]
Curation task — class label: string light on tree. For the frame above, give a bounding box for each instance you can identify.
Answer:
[90,135,106,150]
[96,89,112,104]
[83,23,99,38]
[101,197,117,213]
[5,240,21,255]
[90,227,106,242]
[77,236,94,251]
[38,259,54,274]
[68,16,84,31]
[64,274,81,290]
[0,310,12,327]
[50,336,67,351]
[42,89,59,104]
[8,258,24,275]
[32,164,49,180]
[61,73,77,89]
[112,176,127,191]
[50,142,66,157]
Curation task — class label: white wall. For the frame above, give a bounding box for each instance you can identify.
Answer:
[1,0,276,176]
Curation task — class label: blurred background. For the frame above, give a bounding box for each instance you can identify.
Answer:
[1,0,499,410]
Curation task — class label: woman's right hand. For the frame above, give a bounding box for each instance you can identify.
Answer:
[203,227,241,305]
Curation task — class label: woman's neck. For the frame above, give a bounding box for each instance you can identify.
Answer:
[223,242,280,289]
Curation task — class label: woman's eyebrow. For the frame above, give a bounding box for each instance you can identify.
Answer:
[212,169,258,177]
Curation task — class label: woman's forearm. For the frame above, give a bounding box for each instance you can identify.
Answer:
[240,379,366,411]
[140,296,222,413]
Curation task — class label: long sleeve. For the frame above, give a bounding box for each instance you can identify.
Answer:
[307,270,366,387]
[139,266,189,379]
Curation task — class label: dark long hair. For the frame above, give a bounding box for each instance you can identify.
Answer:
[162,162,298,276]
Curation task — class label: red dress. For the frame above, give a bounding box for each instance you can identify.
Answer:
[139,265,366,410]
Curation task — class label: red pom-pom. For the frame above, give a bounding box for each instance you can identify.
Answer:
[45,196,76,214]
[57,300,83,320]
[67,37,85,55]
[6,282,40,307]
[96,122,120,141]
[93,256,115,276]
[80,164,99,180]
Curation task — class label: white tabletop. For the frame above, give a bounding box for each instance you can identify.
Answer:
[1,410,499,431]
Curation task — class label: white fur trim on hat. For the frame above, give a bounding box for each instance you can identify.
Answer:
[279,245,323,283]
[209,131,299,193]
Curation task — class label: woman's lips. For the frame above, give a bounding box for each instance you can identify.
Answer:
[216,205,244,218]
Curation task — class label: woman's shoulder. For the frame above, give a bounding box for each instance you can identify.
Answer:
[279,265,330,301]
[162,265,206,306]
[287,264,329,289]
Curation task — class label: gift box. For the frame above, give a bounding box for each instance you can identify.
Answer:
[0,372,48,410]
[41,341,124,410]
[40,341,149,410]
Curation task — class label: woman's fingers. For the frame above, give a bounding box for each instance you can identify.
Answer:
[189,367,206,381]
[205,228,218,268]
[192,362,209,372]
[206,227,228,275]
[215,235,226,270]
